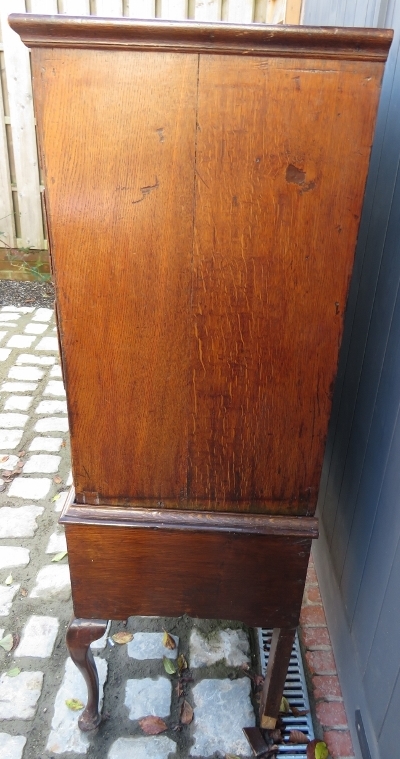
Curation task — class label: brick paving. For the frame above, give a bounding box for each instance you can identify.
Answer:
[0,304,355,759]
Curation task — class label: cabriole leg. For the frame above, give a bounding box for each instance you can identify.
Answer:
[260,626,296,729]
[66,617,108,731]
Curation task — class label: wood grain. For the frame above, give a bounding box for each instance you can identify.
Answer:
[10,15,393,61]
[32,48,197,502]
[65,522,311,625]
[188,55,384,512]
[30,38,386,515]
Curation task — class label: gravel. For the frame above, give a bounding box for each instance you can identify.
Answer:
[0,280,55,309]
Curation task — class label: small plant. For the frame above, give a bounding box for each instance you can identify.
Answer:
[1,220,51,283]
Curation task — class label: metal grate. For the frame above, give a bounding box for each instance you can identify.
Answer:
[257,629,314,758]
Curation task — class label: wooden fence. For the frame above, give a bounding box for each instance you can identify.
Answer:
[0,0,301,275]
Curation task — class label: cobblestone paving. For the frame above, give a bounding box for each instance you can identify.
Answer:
[0,306,260,759]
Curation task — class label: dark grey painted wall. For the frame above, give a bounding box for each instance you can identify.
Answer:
[302,0,400,756]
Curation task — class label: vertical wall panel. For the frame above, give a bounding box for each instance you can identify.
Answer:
[303,1,400,757]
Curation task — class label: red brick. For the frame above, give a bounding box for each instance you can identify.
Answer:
[306,562,318,584]
[312,675,343,700]
[316,701,348,729]
[324,730,355,758]
[300,604,327,627]
[302,626,331,650]
[305,650,336,675]
[305,586,323,604]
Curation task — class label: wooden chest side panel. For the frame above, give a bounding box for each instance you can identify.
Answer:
[189,56,383,512]
[32,49,197,501]
[65,522,311,626]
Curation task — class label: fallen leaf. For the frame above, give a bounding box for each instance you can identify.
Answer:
[65,698,84,711]
[0,455,9,463]
[17,451,25,457]
[180,700,193,725]
[51,551,68,562]
[52,493,61,502]
[177,654,187,673]
[139,716,168,735]
[307,739,329,759]
[279,696,290,713]
[2,470,13,478]
[289,730,310,744]
[0,634,13,652]
[5,574,13,585]
[253,674,264,687]
[61,440,67,447]
[20,588,28,597]
[111,631,134,645]
[7,667,21,677]
[162,630,176,650]
[226,755,241,759]
[176,681,183,698]
[53,475,62,484]
[291,705,310,717]
[17,461,24,468]
[163,656,177,675]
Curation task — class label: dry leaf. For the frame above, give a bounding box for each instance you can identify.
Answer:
[253,674,264,687]
[177,654,187,673]
[0,455,9,463]
[111,631,133,645]
[176,681,183,698]
[65,698,84,711]
[7,667,21,677]
[0,634,13,652]
[51,551,68,562]
[17,461,24,468]
[291,705,310,717]
[289,730,310,744]
[20,588,28,597]
[162,630,176,650]
[61,440,67,447]
[5,574,12,585]
[163,656,177,675]
[226,755,241,759]
[279,696,290,713]
[180,700,194,725]
[17,451,25,457]
[53,475,63,484]
[307,739,329,759]
[139,716,168,735]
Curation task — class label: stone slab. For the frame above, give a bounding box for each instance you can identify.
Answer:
[127,632,179,660]
[0,506,44,538]
[108,737,177,759]
[0,546,30,570]
[45,531,67,554]
[0,584,20,616]
[30,565,71,601]
[0,733,27,759]
[8,477,51,500]
[15,615,59,658]
[189,628,250,668]
[125,677,172,720]
[46,656,107,754]
[34,417,69,432]
[0,671,43,719]
[23,454,61,474]
[190,678,255,756]
[8,366,44,381]
[4,396,33,411]
[29,436,63,452]
[0,430,23,449]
